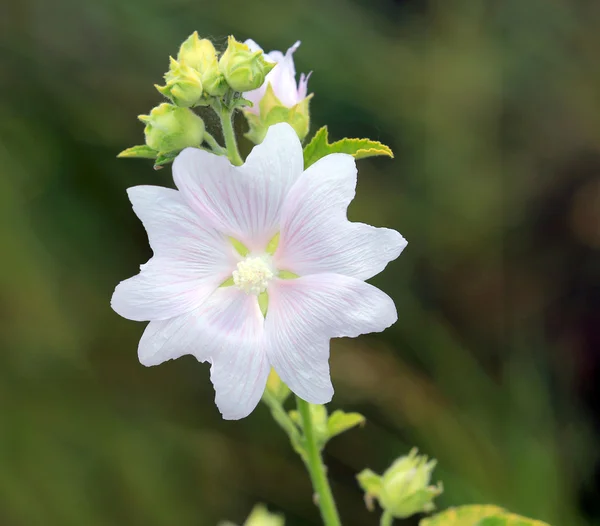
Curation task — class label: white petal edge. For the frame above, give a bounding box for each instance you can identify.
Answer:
[111,257,228,322]
[126,185,237,271]
[275,153,406,280]
[265,274,398,404]
[138,287,269,420]
[173,123,303,251]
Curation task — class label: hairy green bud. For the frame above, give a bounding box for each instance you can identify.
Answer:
[219,36,275,92]
[139,103,204,154]
[357,448,443,519]
[156,57,204,107]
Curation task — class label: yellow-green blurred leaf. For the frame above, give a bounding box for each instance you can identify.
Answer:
[420,505,506,526]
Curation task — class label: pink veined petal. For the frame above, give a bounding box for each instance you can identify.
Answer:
[138,287,269,420]
[173,123,303,251]
[126,185,237,269]
[111,256,228,322]
[267,41,301,107]
[243,39,274,115]
[297,71,311,101]
[244,39,265,54]
[275,153,407,280]
[265,274,398,404]
[111,185,237,322]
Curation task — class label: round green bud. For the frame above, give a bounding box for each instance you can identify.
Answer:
[219,36,275,92]
[379,449,443,519]
[156,58,204,107]
[139,103,204,154]
[202,66,228,97]
[178,32,218,73]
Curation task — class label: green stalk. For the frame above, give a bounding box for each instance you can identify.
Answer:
[296,397,342,526]
[203,131,226,156]
[380,511,394,526]
[218,107,243,166]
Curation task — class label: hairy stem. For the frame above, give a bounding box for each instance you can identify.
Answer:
[203,131,226,156]
[296,397,342,526]
[218,107,243,166]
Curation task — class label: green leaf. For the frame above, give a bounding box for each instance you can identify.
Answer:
[303,126,393,168]
[117,145,158,159]
[476,513,551,526]
[327,410,365,440]
[420,505,506,526]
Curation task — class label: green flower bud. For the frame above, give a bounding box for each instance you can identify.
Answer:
[202,66,228,97]
[139,103,204,154]
[357,448,443,520]
[177,32,218,73]
[177,32,228,97]
[264,368,291,404]
[219,36,275,92]
[243,504,284,526]
[244,84,312,144]
[156,57,204,107]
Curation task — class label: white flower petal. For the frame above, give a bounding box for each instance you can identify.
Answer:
[139,287,269,420]
[243,40,306,113]
[173,124,303,250]
[267,41,301,107]
[275,153,406,280]
[127,185,237,268]
[265,274,397,404]
[244,39,265,54]
[111,257,227,322]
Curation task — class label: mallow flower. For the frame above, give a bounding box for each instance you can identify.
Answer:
[111,123,407,420]
[243,40,310,114]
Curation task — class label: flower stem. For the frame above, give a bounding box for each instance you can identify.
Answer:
[380,511,394,526]
[203,131,227,156]
[218,107,243,166]
[296,397,342,526]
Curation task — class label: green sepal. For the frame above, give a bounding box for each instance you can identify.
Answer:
[258,291,269,317]
[327,410,365,440]
[278,270,299,280]
[266,232,280,255]
[357,468,383,511]
[219,276,235,288]
[303,126,394,168]
[153,151,178,170]
[117,145,158,159]
[229,236,250,257]
[244,86,312,145]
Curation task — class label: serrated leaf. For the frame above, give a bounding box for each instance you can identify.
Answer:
[327,410,365,440]
[117,145,158,159]
[303,126,393,168]
[420,505,506,526]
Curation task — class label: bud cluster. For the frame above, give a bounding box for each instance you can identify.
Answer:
[119,33,279,166]
[357,448,443,520]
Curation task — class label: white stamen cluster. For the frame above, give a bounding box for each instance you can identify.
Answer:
[233,256,274,295]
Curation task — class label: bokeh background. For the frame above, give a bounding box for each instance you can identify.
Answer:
[1,0,599,524]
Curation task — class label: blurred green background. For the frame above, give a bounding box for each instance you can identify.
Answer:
[1,0,599,524]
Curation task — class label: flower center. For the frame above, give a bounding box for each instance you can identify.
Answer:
[232,255,274,295]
